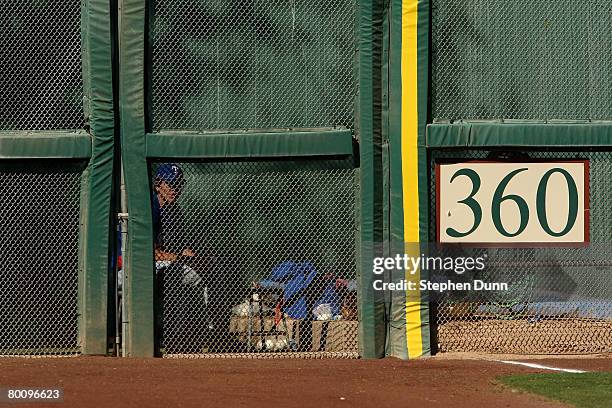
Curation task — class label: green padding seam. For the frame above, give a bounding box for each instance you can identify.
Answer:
[0,131,91,159]
[146,129,354,158]
[427,122,612,148]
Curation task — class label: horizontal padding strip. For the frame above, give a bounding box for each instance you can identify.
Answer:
[145,129,354,158]
[427,122,612,148]
[0,131,92,159]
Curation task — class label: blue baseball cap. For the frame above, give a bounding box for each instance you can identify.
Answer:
[156,163,184,187]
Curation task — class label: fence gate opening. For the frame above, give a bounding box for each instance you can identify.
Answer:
[151,159,358,357]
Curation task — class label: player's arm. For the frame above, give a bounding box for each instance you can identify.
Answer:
[154,246,195,262]
[154,247,178,262]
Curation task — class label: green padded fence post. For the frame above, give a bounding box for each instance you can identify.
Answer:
[119,0,156,357]
[78,0,117,355]
[359,0,387,359]
[386,0,430,359]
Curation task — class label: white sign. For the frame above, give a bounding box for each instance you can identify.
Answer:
[437,161,589,245]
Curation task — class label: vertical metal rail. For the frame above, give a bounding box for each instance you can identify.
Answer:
[119,165,129,357]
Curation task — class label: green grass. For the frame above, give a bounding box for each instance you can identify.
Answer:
[498,372,612,408]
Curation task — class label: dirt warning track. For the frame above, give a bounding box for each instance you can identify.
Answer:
[3,356,608,408]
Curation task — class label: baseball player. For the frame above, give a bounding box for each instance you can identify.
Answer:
[152,164,195,266]
[152,163,210,353]
[116,164,198,290]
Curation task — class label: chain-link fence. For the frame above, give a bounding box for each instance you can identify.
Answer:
[429,149,612,354]
[0,161,84,356]
[149,159,358,358]
[150,0,358,131]
[0,2,84,130]
[431,0,612,121]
